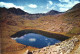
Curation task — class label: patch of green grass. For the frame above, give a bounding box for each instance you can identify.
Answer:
[68,27,80,35]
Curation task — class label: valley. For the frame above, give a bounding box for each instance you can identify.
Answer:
[0,3,80,54]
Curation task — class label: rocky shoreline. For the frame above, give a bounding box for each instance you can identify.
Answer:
[25,36,80,54]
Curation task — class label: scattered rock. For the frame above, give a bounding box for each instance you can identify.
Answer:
[26,36,79,54]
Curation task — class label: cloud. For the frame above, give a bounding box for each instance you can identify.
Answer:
[46,4,49,9]
[59,0,70,2]
[45,38,48,40]
[11,37,18,40]
[58,0,80,12]
[28,4,37,8]
[46,1,53,9]
[0,2,24,9]
[46,0,80,12]
[59,8,69,12]
[48,42,51,46]
[48,1,53,5]
[29,38,36,42]
[19,36,24,39]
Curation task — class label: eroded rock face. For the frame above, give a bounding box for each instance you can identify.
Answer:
[25,36,79,54]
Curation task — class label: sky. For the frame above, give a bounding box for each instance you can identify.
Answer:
[0,0,80,13]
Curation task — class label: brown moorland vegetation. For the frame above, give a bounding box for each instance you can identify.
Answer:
[0,3,80,54]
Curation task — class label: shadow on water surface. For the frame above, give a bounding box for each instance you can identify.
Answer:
[11,29,69,48]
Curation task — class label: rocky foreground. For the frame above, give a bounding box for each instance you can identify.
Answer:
[25,36,80,54]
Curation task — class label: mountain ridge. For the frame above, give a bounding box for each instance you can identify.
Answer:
[67,3,80,12]
[0,7,61,15]
[0,7,62,19]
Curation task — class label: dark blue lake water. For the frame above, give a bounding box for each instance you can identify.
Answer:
[12,33,61,48]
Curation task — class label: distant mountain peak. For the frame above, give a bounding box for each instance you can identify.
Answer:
[46,10,61,15]
[8,7,28,15]
[49,10,59,12]
[0,7,28,15]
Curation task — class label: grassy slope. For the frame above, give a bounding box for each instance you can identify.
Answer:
[34,8,80,37]
[0,8,80,54]
[63,9,80,36]
[0,14,38,54]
